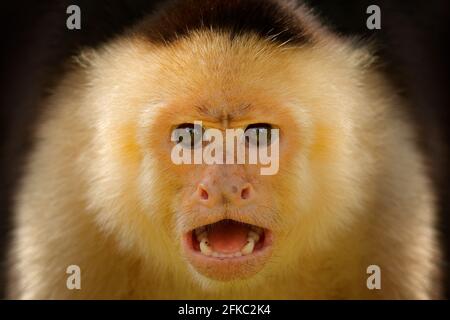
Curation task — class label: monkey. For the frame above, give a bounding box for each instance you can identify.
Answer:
[7,0,442,299]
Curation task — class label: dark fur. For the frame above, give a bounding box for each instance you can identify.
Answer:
[139,0,310,44]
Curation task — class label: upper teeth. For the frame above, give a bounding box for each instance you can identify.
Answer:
[195,226,263,258]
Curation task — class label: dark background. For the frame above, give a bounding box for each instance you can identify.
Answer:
[0,0,448,299]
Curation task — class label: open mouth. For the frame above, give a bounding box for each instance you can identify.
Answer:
[183,219,273,280]
[191,219,266,257]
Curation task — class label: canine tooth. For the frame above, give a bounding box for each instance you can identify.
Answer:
[248,230,260,242]
[241,239,255,255]
[234,252,242,257]
[212,252,219,258]
[199,239,212,256]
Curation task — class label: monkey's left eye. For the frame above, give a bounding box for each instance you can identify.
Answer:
[245,123,273,147]
[173,123,203,148]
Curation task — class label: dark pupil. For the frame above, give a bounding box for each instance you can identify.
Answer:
[187,127,196,147]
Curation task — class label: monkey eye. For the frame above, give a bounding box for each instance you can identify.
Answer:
[245,123,273,147]
[174,123,203,149]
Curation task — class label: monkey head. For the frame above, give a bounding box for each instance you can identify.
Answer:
[81,29,374,289]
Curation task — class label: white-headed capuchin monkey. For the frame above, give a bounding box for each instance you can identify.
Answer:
[7,0,441,299]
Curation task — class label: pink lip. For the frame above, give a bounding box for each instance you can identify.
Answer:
[181,222,274,281]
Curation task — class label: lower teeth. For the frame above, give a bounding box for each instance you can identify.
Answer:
[195,227,262,257]
[199,239,212,256]
[241,240,255,255]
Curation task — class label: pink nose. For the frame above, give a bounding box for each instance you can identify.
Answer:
[195,179,255,207]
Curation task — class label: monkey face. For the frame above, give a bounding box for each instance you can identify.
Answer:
[85,31,371,286]
[138,34,304,282]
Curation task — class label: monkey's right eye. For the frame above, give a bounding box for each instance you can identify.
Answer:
[173,123,203,149]
[245,123,273,147]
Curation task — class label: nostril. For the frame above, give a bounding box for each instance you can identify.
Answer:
[198,186,209,200]
[241,186,251,200]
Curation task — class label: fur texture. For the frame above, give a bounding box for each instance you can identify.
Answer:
[8,0,441,299]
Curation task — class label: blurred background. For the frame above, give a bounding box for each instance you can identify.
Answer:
[0,0,448,299]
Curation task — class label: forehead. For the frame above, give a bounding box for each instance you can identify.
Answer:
[141,31,301,122]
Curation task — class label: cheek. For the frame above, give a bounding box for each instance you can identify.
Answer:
[168,166,204,211]
[115,123,142,165]
[309,123,342,163]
